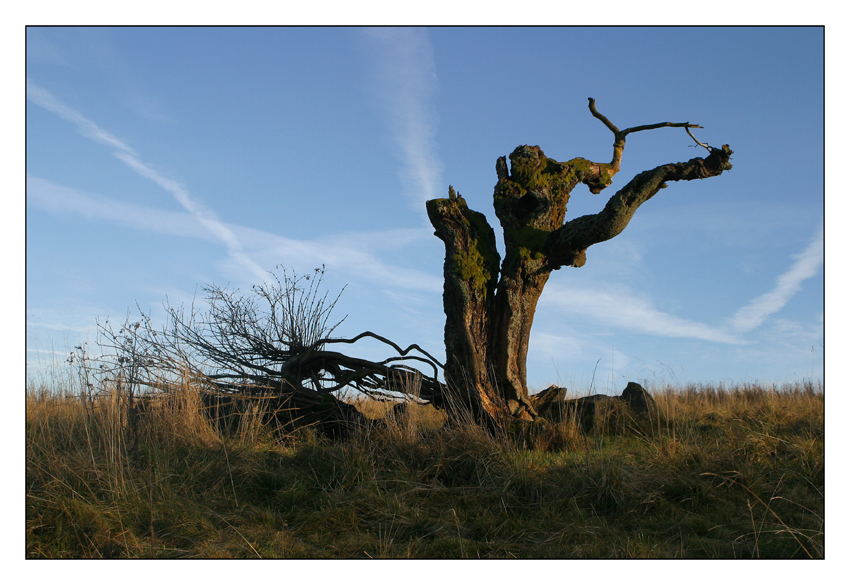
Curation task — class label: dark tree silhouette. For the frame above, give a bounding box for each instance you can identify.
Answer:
[94,267,445,438]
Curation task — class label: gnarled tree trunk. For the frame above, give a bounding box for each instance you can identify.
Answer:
[427,99,733,424]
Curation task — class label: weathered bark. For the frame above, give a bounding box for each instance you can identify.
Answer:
[428,99,733,425]
[536,382,660,434]
[426,187,503,419]
[199,384,366,440]
[546,144,734,268]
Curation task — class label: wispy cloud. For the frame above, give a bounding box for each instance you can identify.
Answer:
[361,27,443,218]
[541,283,745,345]
[538,225,824,346]
[730,226,824,332]
[27,80,137,155]
[27,81,268,282]
[27,177,215,241]
[203,221,444,293]
[27,176,444,294]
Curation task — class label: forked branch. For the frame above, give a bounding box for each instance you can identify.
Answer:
[587,97,708,173]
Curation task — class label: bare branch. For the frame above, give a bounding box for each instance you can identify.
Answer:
[90,266,447,419]
[587,97,620,134]
[686,126,714,152]
[587,97,707,176]
[547,145,734,268]
[314,330,445,370]
[621,120,703,137]
[588,97,703,139]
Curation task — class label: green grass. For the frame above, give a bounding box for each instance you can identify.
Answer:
[26,378,824,558]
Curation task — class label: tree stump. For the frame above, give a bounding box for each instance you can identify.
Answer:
[536,381,658,434]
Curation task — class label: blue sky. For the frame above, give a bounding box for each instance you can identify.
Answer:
[26,26,824,392]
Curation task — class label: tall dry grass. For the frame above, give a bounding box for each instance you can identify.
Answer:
[26,372,269,558]
[26,375,824,558]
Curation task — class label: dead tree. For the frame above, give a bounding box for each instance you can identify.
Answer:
[94,267,445,438]
[427,98,733,424]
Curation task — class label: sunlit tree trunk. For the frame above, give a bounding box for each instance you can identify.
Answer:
[427,99,733,424]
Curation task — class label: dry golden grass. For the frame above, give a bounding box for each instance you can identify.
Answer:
[26,376,823,558]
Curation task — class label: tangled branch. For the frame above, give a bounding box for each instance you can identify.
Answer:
[91,267,445,409]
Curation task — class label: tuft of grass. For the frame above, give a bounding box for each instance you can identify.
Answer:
[26,376,823,558]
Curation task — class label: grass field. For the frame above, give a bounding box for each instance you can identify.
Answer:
[25,374,823,559]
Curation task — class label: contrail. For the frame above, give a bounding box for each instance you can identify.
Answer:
[731,225,824,332]
[27,80,268,283]
[542,283,746,345]
[27,80,137,155]
[361,27,443,219]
